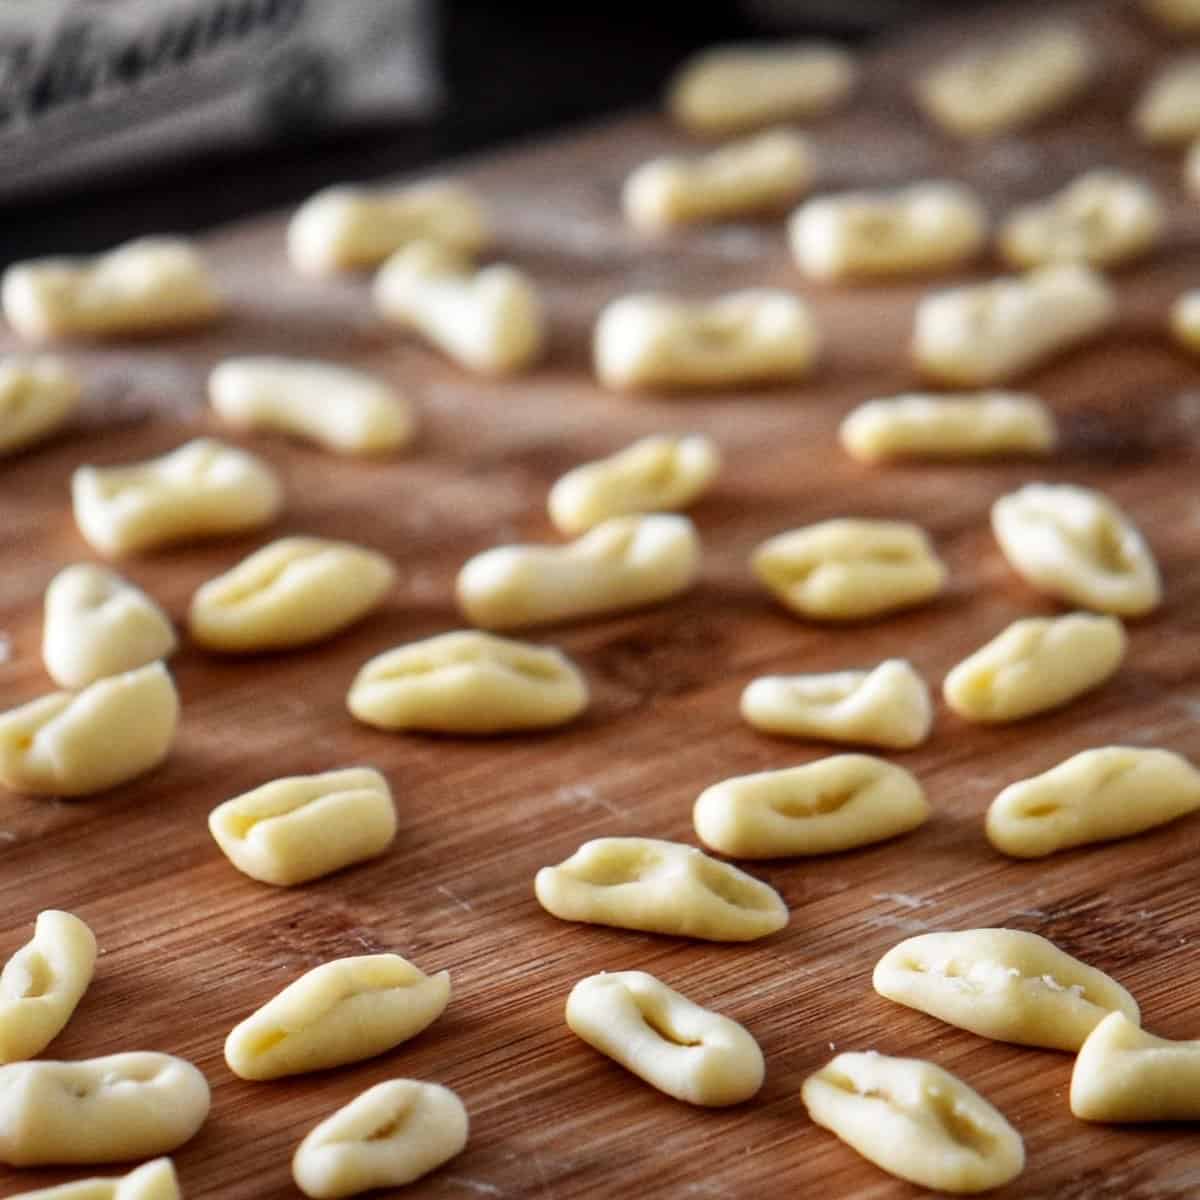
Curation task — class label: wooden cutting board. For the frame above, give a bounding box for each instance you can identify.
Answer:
[2,1,1199,1196]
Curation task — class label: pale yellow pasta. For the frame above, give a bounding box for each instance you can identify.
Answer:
[1170,288,1200,352]
[8,1157,180,1199]
[0,1053,209,1165]
[1135,57,1200,143]
[209,767,397,887]
[916,26,1093,138]
[991,482,1161,616]
[913,265,1116,387]
[999,170,1164,270]
[944,613,1125,724]
[0,911,96,1065]
[840,392,1055,463]
[802,1052,1025,1194]
[209,356,415,455]
[668,42,856,136]
[788,183,987,280]
[0,662,178,797]
[225,954,450,1081]
[1144,0,1200,30]
[2,237,221,341]
[987,747,1200,859]
[753,519,947,621]
[347,631,588,733]
[188,537,394,653]
[740,659,933,749]
[0,356,80,457]
[374,241,544,376]
[287,180,489,275]
[548,433,721,535]
[534,836,787,942]
[43,564,176,690]
[457,514,701,631]
[72,438,282,558]
[1072,1012,1200,1123]
[293,1080,468,1199]
[623,130,812,232]
[873,928,1139,1051]
[594,290,819,392]
[693,755,929,859]
[566,971,763,1106]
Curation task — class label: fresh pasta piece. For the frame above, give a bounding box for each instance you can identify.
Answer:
[1072,1012,1200,1123]
[457,514,701,631]
[593,290,819,392]
[0,356,80,457]
[753,519,946,621]
[802,1052,1024,1194]
[566,971,763,1106]
[0,663,178,797]
[225,954,450,1081]
[548,433,721,535]
[623,130,812,232]
[668,42,856,136]
[2,237,221,342]
[916,26,1094,138]
[693,755,929,859]
[208,767,397,886]
[987,747,1200,859]
[188,537,394,653]
[0,912,96,1065]
[1135,57,1200,143]
[1170,287,1200,352]
[1145,0,1200,30]
[788,183,987,280]
[873,928,1139,1051]
[287,180,489,275]
[374,241,544,376]
[913,265,1116,387]
[740,659,932,749]
[944,613,1125,723]
[991,482,1161,616]
[8,1157,180,1199]
[209,356,415,455]
[72,438,282,558]
[999,170,1164,270]
[0,1053,209,1165]
[534,837,787,942]
[347,631,588,734]
[840,392,1056,463]
[43,564,176,690]
[293,1080,468,1199]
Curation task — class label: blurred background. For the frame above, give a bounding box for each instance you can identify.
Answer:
[0,0,969,266]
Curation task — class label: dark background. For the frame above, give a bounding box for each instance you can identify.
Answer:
[0,1,961,265]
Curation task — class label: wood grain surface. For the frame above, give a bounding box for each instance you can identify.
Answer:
[2,1,1200,1196]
